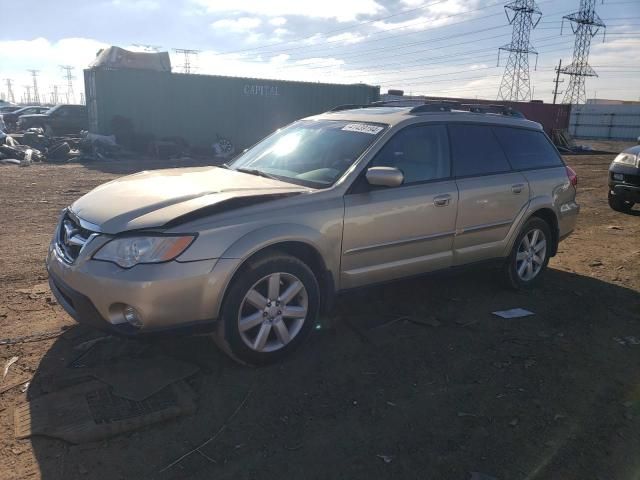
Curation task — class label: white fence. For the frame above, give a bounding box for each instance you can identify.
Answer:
[569,104,640,140]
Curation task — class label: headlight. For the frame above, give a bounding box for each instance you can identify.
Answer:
[613,152,639,168]
[93,235,195,268]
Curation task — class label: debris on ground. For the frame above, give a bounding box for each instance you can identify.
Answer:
[0,377,31,395]
[613,336,640,346]
[3,357,19,381]
[14,379,197,443]
[492,308,535,319]
[0,330,64,346]
[376,454,394,463]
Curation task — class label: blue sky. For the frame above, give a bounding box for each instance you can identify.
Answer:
[1,0,639,104]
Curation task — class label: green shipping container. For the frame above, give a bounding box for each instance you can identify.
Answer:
[84,68,380,150]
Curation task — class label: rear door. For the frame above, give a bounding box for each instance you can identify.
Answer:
[449,123,530,264]
[341,123,459,288]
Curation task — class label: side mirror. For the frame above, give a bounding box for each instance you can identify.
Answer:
[366,166,404,187]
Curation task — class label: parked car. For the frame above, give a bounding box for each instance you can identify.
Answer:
[608,140,640,212]
[17,104,87,135]
[46,103,580,365]
[0,106,22,114]
[1,105,50,131]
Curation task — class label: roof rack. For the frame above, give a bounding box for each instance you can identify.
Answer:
[460,104,525,118]
[409,100,461,113]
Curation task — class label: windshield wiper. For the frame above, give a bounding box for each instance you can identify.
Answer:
[236,167,280,180]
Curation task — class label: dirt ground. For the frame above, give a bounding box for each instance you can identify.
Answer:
[0,142,639,480]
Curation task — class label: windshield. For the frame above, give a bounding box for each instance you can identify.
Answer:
[229,119,387,188]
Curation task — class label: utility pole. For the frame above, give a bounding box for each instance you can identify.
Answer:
[27,69,40,104]
[80,92,85,105]
[552,59,564,104]
[497,0,542,102]
[173,48,200,74]
[59,65,76,104]
[560,0,606,104]
[4,79,15,104]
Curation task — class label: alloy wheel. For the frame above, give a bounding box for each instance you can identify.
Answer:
[515,228,547,282]
[237,272,308,353]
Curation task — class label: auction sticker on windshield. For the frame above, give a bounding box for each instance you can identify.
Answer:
[341,123,384,135]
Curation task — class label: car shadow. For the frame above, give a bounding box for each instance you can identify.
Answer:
[21,267,640,480]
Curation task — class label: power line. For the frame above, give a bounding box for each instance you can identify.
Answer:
[496,0,543,101]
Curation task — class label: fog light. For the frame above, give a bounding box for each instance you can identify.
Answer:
[123,306,143,328]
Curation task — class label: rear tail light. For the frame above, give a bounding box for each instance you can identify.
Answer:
[566,166,577,187]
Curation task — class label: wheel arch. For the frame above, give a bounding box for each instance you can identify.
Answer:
[220,239,335,317]
[528,208,559,257]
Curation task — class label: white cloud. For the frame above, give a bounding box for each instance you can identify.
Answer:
[374,0,478,31]
[0,37,108,103]
[327,32,366,44]
[273,28,289,37]
[192,0,384,21]
[111,0,159,10]
[211,16,262,32]
[269,17,287,26]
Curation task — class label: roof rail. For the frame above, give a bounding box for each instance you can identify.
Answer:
[461,104,525,118]
[329,103,367,112]
[409,100,460,113]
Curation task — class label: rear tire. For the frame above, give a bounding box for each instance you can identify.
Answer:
[215,253,320,366]
[503,217,552,290]
[608,191,634,212]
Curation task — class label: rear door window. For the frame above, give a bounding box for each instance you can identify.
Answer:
[493,127,563,170]
[449,124,511,177]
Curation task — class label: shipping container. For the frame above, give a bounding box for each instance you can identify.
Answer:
[84,68,380,150]
[570,104,640,140]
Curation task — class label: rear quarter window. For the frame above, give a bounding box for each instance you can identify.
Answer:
[493,127,563,170]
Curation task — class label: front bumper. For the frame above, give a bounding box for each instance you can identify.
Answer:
[609,164,640,202]
[46,237,238,336]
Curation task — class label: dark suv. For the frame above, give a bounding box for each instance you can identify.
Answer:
[608,142,640,212]
[18,104,88,135]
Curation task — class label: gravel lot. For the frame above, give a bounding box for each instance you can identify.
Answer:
[1,141,639,480]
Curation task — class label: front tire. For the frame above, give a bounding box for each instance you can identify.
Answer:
[216,253,320,366]
[503,217,552,290]
[608,191,634,212]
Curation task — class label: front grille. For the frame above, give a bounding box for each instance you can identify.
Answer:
[623,173,640,186]
[56,212,94,263]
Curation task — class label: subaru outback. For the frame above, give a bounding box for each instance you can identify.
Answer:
[46,103,579,365]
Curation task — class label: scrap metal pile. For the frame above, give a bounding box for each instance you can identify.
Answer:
[0,128,120,166]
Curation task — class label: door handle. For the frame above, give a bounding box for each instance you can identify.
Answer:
[433,194,451,207]
[511,183,525,194]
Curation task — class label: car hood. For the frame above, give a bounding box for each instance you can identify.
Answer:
[71,166,310,234]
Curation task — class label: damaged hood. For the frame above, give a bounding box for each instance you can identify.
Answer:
[71,166,310,234]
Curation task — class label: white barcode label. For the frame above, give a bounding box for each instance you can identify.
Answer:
[341,123,384,135]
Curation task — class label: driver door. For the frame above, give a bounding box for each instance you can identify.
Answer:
[341,124,459,289]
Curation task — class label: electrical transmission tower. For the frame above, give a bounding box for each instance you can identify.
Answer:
[497,0,542,102]
[23,86,32,104]
[27,70,40,104]
[4,79,15,104]
[60,65,76,104]
[560,0,606,105]
[50,85,60,105]
[173,48,200,74]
